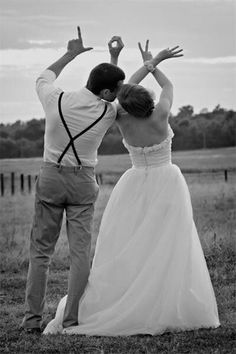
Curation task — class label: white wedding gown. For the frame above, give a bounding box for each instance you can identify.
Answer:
[44,126,220,336]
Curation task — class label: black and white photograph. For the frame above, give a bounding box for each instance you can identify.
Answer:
[0,0,235,353]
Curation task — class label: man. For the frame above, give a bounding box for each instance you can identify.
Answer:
[21,26,125,333]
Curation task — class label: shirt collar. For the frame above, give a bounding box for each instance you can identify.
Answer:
[81,87,101,101]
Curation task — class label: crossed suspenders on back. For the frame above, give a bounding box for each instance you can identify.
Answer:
[57,92,108,167]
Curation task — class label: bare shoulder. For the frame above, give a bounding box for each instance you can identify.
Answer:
[152,101,170,122]
[116,103,128,120]
[148,110,169,136]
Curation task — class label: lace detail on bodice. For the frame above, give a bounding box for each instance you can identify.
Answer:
[122,126,174,168]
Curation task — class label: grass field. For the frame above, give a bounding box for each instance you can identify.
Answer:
[0,149,236,353]
[1,146,236,175]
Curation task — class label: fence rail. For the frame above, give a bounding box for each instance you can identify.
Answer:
[0,168,235,197]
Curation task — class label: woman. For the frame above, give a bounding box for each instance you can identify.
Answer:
[44,41,220,336]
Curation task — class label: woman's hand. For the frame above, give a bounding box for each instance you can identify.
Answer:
[66,26,93,58]
[138,40,153,62]
[155,46,184,62]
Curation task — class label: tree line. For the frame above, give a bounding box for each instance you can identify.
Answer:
[0,105,235,159]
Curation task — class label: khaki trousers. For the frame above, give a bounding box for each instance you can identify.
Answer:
[22,162,99,329]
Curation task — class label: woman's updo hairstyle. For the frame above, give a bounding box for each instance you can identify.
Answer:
[117,84,155,118]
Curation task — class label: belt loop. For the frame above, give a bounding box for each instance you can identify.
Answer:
[57,163,62,173]
[77,165,82,174]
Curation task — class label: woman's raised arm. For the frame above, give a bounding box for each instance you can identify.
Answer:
[150,47,183,115]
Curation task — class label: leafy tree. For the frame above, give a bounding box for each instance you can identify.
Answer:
[213,104,226,114]
[0,138,19,158]
[0,107,235,158]
[176,105,194,119]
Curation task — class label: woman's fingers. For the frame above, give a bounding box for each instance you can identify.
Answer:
[145,39,149,52]
[173,49,183,54]
[170,45,179,51]
[169,46,184,57]
[170,46,183,54]
[173,49,184,56]
[138,42,144,53]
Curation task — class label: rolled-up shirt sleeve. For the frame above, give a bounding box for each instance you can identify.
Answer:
[36,69,61,109]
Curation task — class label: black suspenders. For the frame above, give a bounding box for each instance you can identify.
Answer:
[57,91,108,167]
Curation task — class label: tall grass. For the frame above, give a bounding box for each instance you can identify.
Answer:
[0,177,235,353]
[0,178,235,273]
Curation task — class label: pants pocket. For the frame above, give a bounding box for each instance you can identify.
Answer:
[36,168,65,205]
[74,181,99,205]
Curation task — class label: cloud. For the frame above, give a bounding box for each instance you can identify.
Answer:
[1,47,236,69]
[126,0,233,2]
[183,56,236,64]
[26,40,56,46]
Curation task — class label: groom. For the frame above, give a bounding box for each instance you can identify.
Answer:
[21,26,125,333]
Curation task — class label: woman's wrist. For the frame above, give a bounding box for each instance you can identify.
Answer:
[144,60,155,73]
[151,56,162,67]
[143,56,162,72]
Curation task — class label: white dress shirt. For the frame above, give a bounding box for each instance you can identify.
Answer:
[36,70,117,167]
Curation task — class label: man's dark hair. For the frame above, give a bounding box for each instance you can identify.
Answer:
[86,63,125,95]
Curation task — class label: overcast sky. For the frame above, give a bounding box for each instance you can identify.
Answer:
[0,0,235,123]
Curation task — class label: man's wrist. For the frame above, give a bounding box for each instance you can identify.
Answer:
[65,51,79,60]
[110,55,118,65]
[110,54,119,60]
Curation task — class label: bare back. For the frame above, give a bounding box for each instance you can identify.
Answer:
[116,107,169,148]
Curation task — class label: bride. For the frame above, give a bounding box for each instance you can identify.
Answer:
[44,41,220,336]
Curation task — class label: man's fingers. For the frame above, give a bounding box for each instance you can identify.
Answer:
[109,36,124,48]
[138,42,143,53]
[117,37,124,47]
[111,36,121,41]
[109,36,121,43]
[77,26,82,39]
[145,39,149,52]
[84,47,93,52]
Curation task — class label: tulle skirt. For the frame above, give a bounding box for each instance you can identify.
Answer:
[44,163,220,336]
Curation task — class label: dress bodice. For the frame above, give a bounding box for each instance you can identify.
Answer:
[123,125,174,168]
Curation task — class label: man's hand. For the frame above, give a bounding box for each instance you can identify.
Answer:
[109,36,124,65]
[138,40,153,62]
[67,26,93,58]
[46,26,93,78]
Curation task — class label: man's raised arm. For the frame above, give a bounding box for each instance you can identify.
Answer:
[47,26,93,78]
[108,36,124,66]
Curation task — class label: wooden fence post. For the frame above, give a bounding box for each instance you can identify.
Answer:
[28,175,32,193]
[224,170,228,182]
[0,173,4,196]
[20,174,24,193]
[96,173,103,185]
[11,172,15,195]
